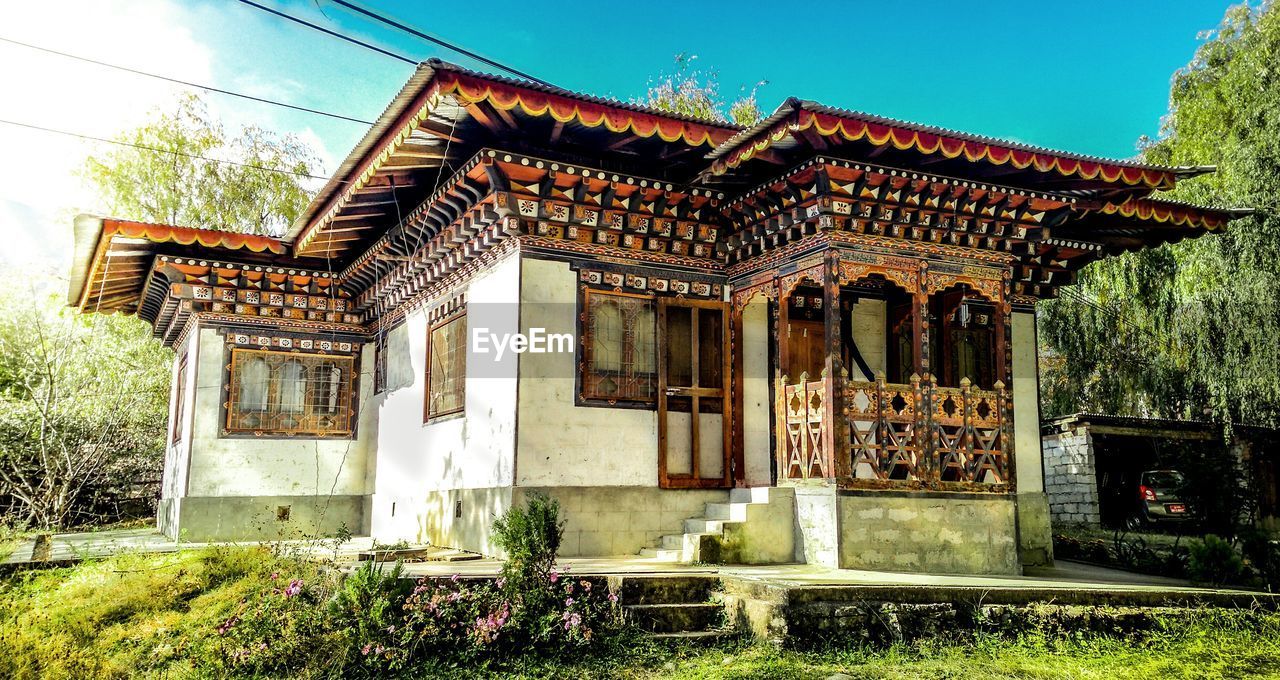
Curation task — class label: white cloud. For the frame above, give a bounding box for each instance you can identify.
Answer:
[0,0,215,273]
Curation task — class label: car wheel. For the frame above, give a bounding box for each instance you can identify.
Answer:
[1124,513,1145,532]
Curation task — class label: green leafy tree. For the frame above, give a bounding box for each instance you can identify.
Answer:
[640,53,766,126]
[1039,1,1280,427]
[0,281,170,528]
[0,95,322,528]
[84,94,321,235]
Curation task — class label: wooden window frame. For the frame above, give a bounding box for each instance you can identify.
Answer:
[425,311,467,422]
[577,288,659,409]
[171,352,187,445]
[222,348,357,439]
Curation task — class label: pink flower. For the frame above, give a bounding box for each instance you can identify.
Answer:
[284,579,303,597]
[565,597,575,607]
[270,572,279,581]
[496,577,506,588]
[549,570,559,583]
[451,573,460,582]
[608,593,618,604]
[361,644,372,656]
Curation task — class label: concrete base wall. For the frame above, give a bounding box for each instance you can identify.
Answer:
[391,486,729,557]
[836,492,1019,575]
[793,485,840,567]
[1016,491,1055,566]
[172,495,366,542]
[714,487,797,565]
[157,497,180,539]
[1042,430,1101,525]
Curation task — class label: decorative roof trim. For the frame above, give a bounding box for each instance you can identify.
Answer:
[289,61,740,256]
[105,218,287,253]
[1096,198,1253,230]
[708,100,1206,190]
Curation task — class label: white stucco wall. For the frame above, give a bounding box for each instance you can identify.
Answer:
[515,256,659,487]
[741,297,772,487]
[161,330,197,501]
[184,325,377,500]
[1011,310,1044,493]
[848,298,886,379]
[368,252,521,541]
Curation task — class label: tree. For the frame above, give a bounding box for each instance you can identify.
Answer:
[640,53,766,127]
[83,94,321,235]
[0,282,170,528]
[0,94,323,528]
[1039,1,1280,427]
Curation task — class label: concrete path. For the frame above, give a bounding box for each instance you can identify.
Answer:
[2,528,1267,603]
[1,528,376,566]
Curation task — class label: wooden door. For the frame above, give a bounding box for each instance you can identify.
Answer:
[658,298,731,489]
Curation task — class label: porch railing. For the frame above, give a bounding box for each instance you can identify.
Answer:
[775,372,1012,488]
[776,371,830,480]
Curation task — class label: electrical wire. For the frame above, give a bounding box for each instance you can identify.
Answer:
[0,35,374,126]
[0,117,342,183]
[328,0,550,85]
[233,0,417,65]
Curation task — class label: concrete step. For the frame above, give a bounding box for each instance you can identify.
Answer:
[615,575,719,605]
[682,518,730,534]
[639,547,684,561]
[625,603,724,633]
[704,502,748,522]
[661,533,702,550]
[729,487,771,504]
[648,629,735,643]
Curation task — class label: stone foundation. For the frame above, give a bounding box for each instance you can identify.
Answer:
[1042,430,1101,525]
[375,486,730,557]
[836,491,1019,575]
[169,495,367,542]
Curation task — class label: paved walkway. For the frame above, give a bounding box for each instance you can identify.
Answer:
[2,528,1267,602]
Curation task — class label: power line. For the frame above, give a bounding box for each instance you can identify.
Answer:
[0,118,342,183]
[0,36,374,126]
[234,0,417,65]
[328,0,550,85]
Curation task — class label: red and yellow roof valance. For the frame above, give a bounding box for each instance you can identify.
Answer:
[712,108,1179,190]
[1097,199,1238,230]
[104,218,288,254]
[433,70,736,148]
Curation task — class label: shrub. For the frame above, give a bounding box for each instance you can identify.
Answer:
[327,560,411,674]
[1238,527,1280,591]
[492,492,563,588]
[1188,534,1246,586]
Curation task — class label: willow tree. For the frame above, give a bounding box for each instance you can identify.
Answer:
[1039,1,1280,427]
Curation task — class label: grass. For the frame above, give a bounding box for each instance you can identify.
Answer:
[3,547,1280,679]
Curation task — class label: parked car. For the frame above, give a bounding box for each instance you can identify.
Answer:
[1125,469,1190,530]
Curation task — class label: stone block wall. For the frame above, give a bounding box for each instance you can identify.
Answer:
[836,492,1019,575]
[1042,430,1101,525]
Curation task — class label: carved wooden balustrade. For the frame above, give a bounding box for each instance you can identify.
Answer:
[843,373,1013,490]
[776,371,830,480]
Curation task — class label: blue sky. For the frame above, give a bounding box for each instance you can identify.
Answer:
[0,0,1245,274]
[201,0,1241,164]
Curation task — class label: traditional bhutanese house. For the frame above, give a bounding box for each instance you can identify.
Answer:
[68,60,1249,575]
